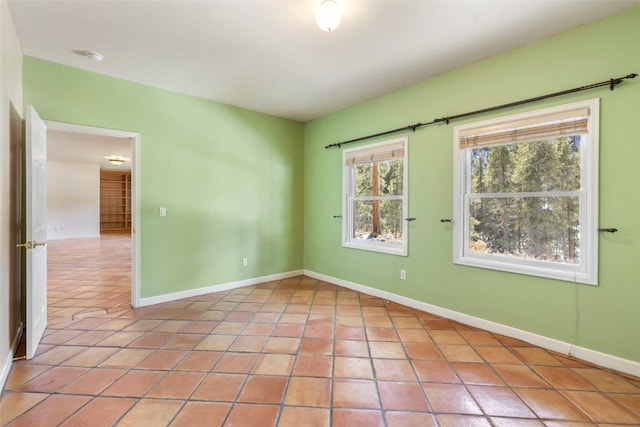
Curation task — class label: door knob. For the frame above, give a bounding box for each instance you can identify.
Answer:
[16,241,32,249]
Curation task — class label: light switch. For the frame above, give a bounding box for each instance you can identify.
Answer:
[159,207,167,217]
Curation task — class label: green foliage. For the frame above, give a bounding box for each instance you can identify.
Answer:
[469,136,581,263]
[353,159,404,243]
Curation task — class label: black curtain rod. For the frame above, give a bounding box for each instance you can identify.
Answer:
[325,73,638,149]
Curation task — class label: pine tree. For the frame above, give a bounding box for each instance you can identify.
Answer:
[470,148,488,244]
[551,136,581,263]
[485,145,513,254]
[355,164,373,237]
[473,131,583,263]
[371,162,381,237]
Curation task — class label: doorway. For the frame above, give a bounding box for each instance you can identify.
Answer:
[44,121,141,308]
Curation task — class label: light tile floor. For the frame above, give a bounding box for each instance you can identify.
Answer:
[2,234,639,426]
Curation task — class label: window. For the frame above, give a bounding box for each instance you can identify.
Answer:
[343,137,408,256]
[453,99,599,284]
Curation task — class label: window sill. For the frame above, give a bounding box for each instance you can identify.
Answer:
[454,254,597,285]
[343,240,407,257]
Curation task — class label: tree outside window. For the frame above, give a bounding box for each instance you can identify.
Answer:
[469,136,581,263]
[343,137,408,256]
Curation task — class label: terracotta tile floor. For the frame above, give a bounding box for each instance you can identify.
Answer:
[2,234,640,426]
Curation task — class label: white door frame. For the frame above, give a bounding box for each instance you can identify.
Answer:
[44,121,141,308]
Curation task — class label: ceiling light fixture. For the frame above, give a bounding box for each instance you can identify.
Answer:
[316,0,342,32]
[105,156,125,166]
[85,51,104,62]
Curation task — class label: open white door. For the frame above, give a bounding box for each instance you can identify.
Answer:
[22,105,48,359]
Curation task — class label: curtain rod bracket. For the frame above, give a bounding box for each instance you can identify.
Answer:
[610,78,617,91]
[597,228,618,233]
[610,73,637,90]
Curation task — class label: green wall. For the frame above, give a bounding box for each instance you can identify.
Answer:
[23,58,304,298]
[304,7,640,362]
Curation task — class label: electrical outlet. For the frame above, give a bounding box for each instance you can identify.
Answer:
[242,258,248,267]
[400,270,407,280]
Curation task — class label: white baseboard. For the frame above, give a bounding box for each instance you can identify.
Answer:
[304,270,640,378]
[1,323,23,393]
[570,346,640,378]
[138,270,305,307]
[47,234,101,241]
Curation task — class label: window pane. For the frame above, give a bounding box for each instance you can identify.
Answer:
[469,196,579,264]
[353,199,403,244]
[470,136,582,194]
[355,159,404,197]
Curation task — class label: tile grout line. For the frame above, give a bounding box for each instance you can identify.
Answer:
[4,236,640,426]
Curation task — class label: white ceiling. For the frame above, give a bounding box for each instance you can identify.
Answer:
[8,0,640,122]
[48,130,132,172]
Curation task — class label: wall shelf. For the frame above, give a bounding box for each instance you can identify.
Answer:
[100,170,131,233]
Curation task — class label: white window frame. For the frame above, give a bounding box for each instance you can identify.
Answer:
[343,137,409,256]
[453,99,599,285]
